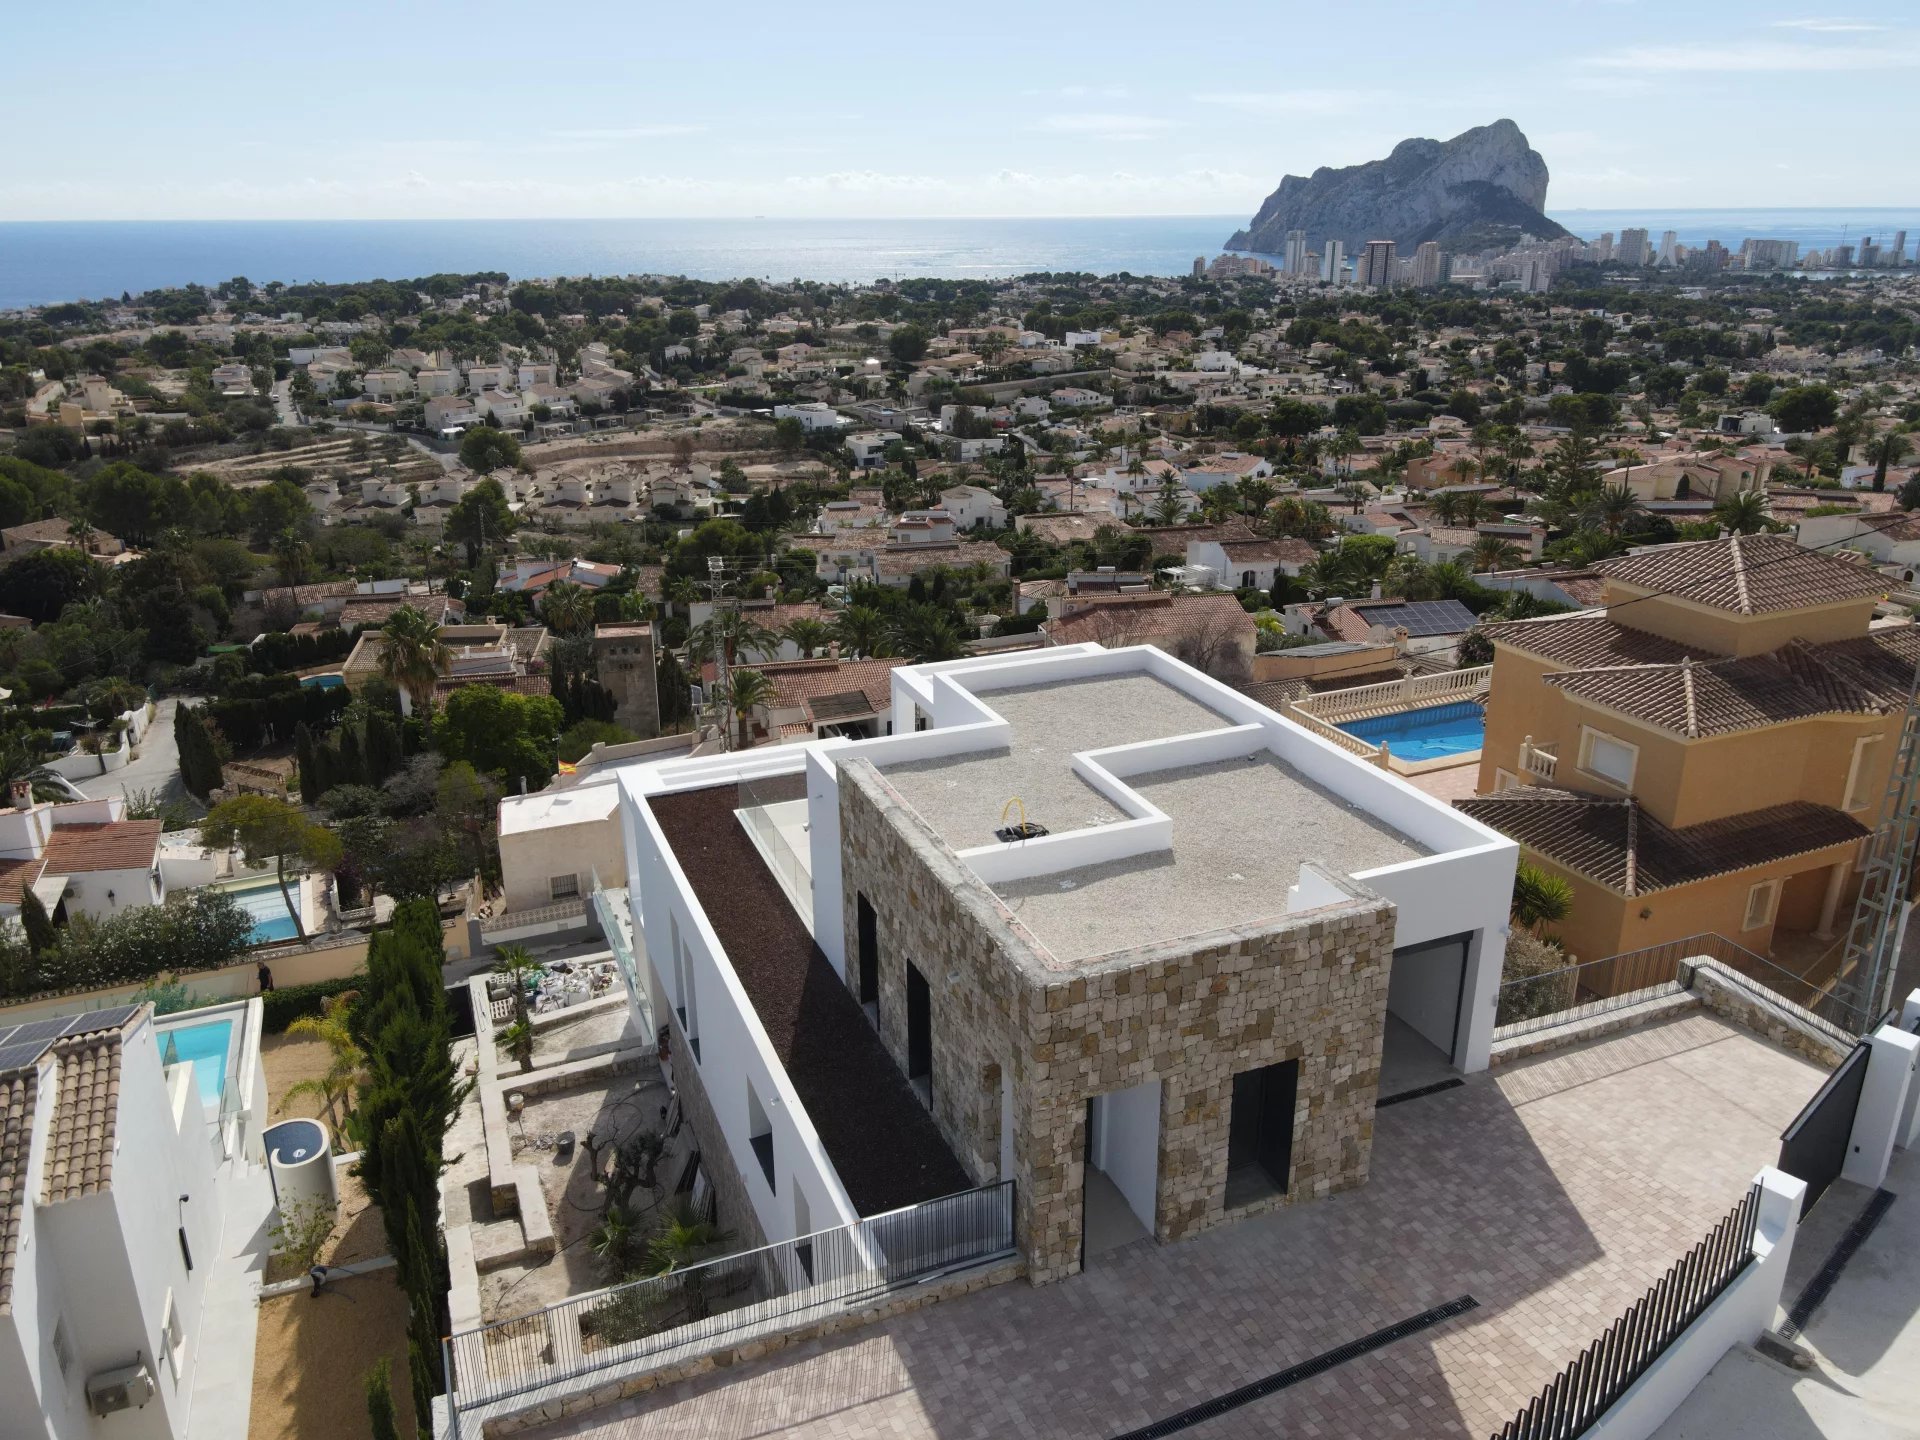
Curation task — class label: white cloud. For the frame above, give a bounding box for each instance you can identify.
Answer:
[1036,112,1179,140]
[1768,17,1885,31]
[1193,89,1379,116]
[1584,37,1919,70]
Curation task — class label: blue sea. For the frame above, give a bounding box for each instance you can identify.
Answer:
[1,209,1916,311]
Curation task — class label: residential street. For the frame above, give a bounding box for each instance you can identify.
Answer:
[78,696,192,810]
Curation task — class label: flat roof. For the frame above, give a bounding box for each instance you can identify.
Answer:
[498,784,619,836]
[875,670,1426,965]
[877,673,1232,850]
[993,754,1423,964]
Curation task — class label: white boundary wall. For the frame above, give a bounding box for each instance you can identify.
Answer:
[1584,1167,1804,1440]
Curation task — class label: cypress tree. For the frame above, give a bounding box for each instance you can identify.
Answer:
[364,1358,399,1440]
[338,723,365,787]
[19,889,55,956]
[294,723,320,805]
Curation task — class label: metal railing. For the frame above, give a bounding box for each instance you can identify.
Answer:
[445,1180,1015,1418]
[1494,932,1875,1042]
[1491,1183,1761,1440]
[1293,664,1492,721]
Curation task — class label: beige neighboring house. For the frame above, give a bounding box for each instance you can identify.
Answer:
[497,783,623,912]
[0,520,126,560]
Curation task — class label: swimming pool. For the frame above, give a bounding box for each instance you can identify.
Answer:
[225,880,302,944]
[1336,700,1486,762]
[158,1017,234,1108]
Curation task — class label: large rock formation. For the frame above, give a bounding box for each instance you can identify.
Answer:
[1227,119,1569,257]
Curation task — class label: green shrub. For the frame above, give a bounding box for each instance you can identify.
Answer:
[261,975,364,1033]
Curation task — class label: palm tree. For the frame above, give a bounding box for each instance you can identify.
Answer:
[541,581,597,636]
[1445,456,1479,489]
[781,617,833,658]
[1713,489,1772,535]
[832,605,891,659]
[493,945,542,1073]
[1151,479,1188,527]
[1582,483,1646,540]
[1868,432,1912,493]
[726,668,774,750]
[1471,534,1525,573]
[376,605,452,716]
[281,992,363,1132]
[1511,862,1574,937]
[646,1197,734,1321]
[1456,492,1486,527]
[887,606,965,663]
[1431,491,1461,526]
[273,528,314,589]
[0,733,88,803]
[688,609,777,669]
[69,517,97,556]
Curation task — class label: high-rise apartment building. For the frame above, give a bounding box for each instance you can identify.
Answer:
[1592,232,1614,263]
[1320,239,1346,284]
[1617,228,1650,266]
[1359,240,1396,289]
[1656,230,1679,267]
[1283,230,1309,277]
[1412,241,1444,288]
[1891,230,1907,267]
[1859,238,1881,268]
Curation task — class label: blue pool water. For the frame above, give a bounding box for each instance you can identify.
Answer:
[300,674,345,690]
[228,881,301,944]
[1337,701,1486,761]
[159,1018,233,1108]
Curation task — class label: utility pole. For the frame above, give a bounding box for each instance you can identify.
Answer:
[703,555,737,750]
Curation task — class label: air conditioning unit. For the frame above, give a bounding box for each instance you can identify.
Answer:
[86,1360,156,1417]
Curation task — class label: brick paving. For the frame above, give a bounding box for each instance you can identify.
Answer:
[522,1015,1824,1440]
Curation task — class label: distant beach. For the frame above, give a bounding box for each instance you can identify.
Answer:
[2,209,1916,310]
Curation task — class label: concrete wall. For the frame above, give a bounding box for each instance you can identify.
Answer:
[1090,1079,1161,1234]
[499,807,624,914]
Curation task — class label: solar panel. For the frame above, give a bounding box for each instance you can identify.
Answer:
[5,1018,73,1047]
[1363,600,1476,637]
[0,1041,51,1073]
[71,1004,140,1036]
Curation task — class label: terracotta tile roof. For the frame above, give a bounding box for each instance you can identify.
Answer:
[1456,788,1867,897]
[0,859,47,908]
[1482,612,1699,668]
[760,657,909,718]
[1544,628,1920,737]
[1046,592,1256,648]
[40,820,161,874]
[1218,538,1319,566]
[1594,534,1889,614]
[0,1067,34,1313]
[41,1033,121,1204]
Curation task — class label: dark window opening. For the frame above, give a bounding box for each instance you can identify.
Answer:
[906,961,932,1107]
[1225,1059,1298,1207]
[795,1241,815,1283]
[748,1082,775,1190]
[856,893,879,1006]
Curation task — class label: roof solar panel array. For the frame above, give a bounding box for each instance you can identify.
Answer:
[0,1004,145,1074]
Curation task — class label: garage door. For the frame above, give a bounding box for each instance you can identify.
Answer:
[1387,933,1470,1062]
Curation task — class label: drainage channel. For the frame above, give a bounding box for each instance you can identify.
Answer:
[1780,1187,1896,1340]
[1109,1295,1480,1440]
[1376,1077,1466,1109]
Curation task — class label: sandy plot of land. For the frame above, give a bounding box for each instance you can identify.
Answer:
[259,1032,340,1126]
[248,1269,417,1440]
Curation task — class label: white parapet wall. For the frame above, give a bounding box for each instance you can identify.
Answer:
[1584,1166,1806,1440]
[1843,1019,1920,1189]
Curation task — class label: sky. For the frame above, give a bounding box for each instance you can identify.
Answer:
[5,1,1918,222]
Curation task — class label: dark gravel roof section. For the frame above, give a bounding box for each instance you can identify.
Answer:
[1455,787,1867,897]
[1593,533,1888,614]
[648,785,972,1216]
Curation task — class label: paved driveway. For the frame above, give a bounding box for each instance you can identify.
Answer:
[525,1014,1825,1440]
[77,697,189,808]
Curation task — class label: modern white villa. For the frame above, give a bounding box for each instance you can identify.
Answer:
[604,642,1517,1280]
[0,997,269,1440]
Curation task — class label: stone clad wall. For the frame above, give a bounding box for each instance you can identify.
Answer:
[837,758,1396,1285]
[667,1009,769,1254]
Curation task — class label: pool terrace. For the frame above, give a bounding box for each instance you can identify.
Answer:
[1286,665,1491,776]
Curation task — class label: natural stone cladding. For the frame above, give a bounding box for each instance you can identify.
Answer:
[837,756,1396,1284]
[667,1007,769,1254]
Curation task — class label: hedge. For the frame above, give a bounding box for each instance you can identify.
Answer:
[261,974,365,1032]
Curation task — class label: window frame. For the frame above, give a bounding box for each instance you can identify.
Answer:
[548,872,581,900]
[1743,878,1782,932]
[1577,725,1639,791]
[160,1290,186,1380]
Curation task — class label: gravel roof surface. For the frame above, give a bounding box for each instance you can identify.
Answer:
[648,786,971,1216]
[879,672,1233,850]
[994,753,1426,965]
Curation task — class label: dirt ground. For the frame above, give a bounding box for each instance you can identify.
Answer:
[248,1269,417,1440]
[259,1032,339,1128]
[265,1168,390,1285]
